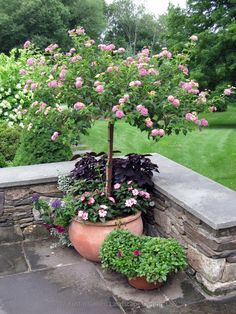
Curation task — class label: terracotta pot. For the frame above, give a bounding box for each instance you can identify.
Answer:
[68,211,143,262]
[128,277,164,290]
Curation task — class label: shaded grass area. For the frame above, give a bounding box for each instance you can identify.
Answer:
[80,106,236,191]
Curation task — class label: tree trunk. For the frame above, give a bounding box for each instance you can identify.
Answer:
[105,122,114,197]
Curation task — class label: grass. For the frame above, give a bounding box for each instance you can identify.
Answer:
[80,106,236,191]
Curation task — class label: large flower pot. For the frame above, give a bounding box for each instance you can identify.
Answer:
[128,277,164,290]
[69,211,143,262]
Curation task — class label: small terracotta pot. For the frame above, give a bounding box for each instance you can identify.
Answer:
[69,211,143,262]
[128,277,164,290]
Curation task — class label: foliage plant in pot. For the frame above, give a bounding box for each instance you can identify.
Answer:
[33,153,157,261]
[100,229,187,290]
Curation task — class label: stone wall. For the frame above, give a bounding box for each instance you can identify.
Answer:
[151,190,236,294]
[0,183,62,243]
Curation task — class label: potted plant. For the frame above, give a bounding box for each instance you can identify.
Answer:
[33,153,157,261]
[27,27,211,261]
[100,229,187,290]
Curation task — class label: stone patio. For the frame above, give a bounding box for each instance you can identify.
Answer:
[1,237,236,314]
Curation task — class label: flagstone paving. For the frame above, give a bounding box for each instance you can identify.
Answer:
[0,239,236,314]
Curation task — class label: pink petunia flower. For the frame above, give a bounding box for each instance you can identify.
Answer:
[132,189,139,196]
[114,183,121,190]
[78,210,84,218]
[82,212,88,220]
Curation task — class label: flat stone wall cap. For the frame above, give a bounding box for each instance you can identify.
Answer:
[0,161,75,188]
[150,154,236,230]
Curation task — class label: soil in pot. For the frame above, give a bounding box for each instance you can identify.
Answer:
[69,211,143,262]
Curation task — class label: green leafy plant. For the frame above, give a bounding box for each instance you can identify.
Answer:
[0,120,21,165]
[100,229,187,283]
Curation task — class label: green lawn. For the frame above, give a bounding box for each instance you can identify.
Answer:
[80,106,236,191]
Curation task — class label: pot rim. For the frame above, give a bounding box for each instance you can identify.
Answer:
[71,211,141,227]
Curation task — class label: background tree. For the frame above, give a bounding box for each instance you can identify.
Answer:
[160,0,236,93]
[104,0,162,54]
[0,0,106,53]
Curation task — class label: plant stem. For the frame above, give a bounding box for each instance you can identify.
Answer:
[105,121,114,197]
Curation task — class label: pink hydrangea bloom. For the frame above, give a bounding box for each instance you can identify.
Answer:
[99,209,107,218]
[74,102,85,110]
[71,55,82,62]
[172,98,180,107]
[119,98,125,104]
[23,41,31,49]
[135,80,142,86]
[158,129,165,137]
[151,129,163,137]
[145,118,153,128]
[124,94,130,101]
[75,78,83,88]
[94,80,102,87]
[82,212,88,220]
[132,189,139,196]
[59,69,67,81]
[115,110,125,119]
[88,197,95,205]
[141,48,149,56]
[136,105,148,116]
[19,69,27,75]
[80,196,85,201]
[201,119,208,126]
[51,131,59,142]
[168,95,175,103]
[112,105,119,112]
[48,80,58,88]
[76,27,85,35]
[95,85,104,93]
[139,68,148,76]
[224,88,232,95]
[107,66,114,73]
[30,83,38,90]
[117,47,125,54]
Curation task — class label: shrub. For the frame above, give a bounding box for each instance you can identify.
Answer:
[0,121,20,164]
[100,229,187,283]
[13,123,73,165]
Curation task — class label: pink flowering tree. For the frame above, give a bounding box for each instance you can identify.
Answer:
[21,28,214,197]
